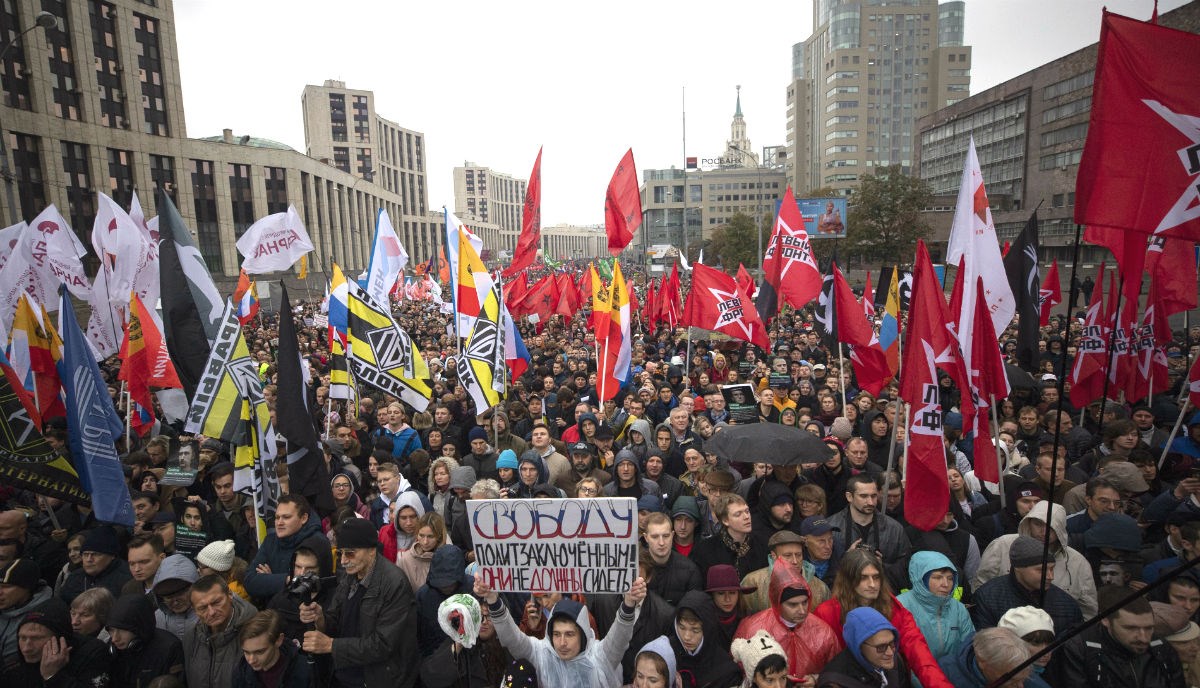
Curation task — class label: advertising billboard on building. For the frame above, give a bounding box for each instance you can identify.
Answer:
[794,197,848,239]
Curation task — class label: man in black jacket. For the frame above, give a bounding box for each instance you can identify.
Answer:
[642,513,701,605]
[1057,586,1185,688]
[106,592,185,686]
[300,518,416,688]
[13,598,111,687]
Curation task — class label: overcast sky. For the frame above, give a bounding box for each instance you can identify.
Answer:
[174,0,1186,227]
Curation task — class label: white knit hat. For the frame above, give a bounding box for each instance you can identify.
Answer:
[730,630,786,688]
[998,606,1054,638]
[195,539,235,572]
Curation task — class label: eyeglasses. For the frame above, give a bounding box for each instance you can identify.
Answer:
[1093,497,1124,508]
[863,640,896,653]
[577,487,598,496]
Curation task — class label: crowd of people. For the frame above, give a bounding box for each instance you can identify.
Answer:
[1,261,1200,688]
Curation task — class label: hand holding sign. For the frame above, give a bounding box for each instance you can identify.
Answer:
[473,571,499,605]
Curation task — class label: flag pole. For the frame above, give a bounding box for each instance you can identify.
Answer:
[1094,270,1126,442]
[1158,401,1191,470]
[881,396,902,516]
[883,301,905,507]
[990,392,1003,487]
[122,381,131,444]
[837,343,848,413]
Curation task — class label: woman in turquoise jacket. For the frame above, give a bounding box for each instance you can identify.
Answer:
[896,551,975,664]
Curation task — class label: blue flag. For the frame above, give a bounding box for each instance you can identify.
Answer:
[57,289,134,527]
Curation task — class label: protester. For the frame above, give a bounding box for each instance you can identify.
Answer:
[184,573,257,687]
[107,592,185,686]
[937,627,1032,688]
[232,610,312,688]
[817,607,910,688]
[13,599,112,687]
[895,551,974,663]
[1057,586,1186,687]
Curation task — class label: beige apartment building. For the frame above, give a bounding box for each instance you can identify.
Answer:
[0,0,440,286]
[787,0,971,196]
[452,162,527,257]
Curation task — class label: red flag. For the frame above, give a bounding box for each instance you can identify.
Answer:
[658,263,682,330]
[505,274,529,316]
[627,280,639,329]
[761,186,822,310]
[503,147,542,278]
[1075,11,1200,240]
[1084,225,1147,306]
[1127,281,1171,403]
[119,293,182,436]
[682,264,769,349]
[554,273,579,317]
[832,263,891,395]
[642,278,657,330]
[1039,259,1062,326]
[736,263,757,299]
[902,241,959,531]
[1105,269,1135,399]
[604,149,642,256]
[1145,236,1199,317]
[519,275,559,328]
[1189,352,1200,410]
[1069,264,1109,408]
[860,271,875,320]
[969,277,1008,485]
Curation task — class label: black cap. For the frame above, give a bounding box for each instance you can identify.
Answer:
[569,441,595,456]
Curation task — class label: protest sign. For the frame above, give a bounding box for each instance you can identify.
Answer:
[723,383,759,424]
[467,497,638,594]
[161,438,198,486]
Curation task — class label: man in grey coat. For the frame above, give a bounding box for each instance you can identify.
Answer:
[183,573,257,688]
[300,518,417,688]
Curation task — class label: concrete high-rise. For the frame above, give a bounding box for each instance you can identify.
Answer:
[452,162,527,256]
[787,0,971,196]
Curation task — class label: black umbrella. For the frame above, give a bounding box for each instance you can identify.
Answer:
[1004,364,1038,391]
[707,423,835,467]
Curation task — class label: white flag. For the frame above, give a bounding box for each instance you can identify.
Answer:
[946,137,1015,374]
[364,209,409,305]
[94,192,159,314]
[0,221,27,273]
[27,205,91,302]
[0,227,42,344]
[85,268,121,360]
[237,205,314,275]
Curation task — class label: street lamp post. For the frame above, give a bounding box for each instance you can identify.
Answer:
[0,11,56,224]
[728,145,764,278]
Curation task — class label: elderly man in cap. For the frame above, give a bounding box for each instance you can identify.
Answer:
[57,527,131,605]
[300,517,417,688]
[972,535,1082,635]
[742,530,831,615]
[2,559,51,662]
[14,598,111,686]
[557,442,611,497]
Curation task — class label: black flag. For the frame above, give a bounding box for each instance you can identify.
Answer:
[275,283,334,516]
[814,259,838,347]
[1002,211,1041,371]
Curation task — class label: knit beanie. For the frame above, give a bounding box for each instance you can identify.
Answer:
[730,630,787,688]
[1009,535,1049,569]
[81,526,120,557]
[829,417,853,442]
[468,426,489,443]
[496,449,519,470]
[195,540,236,573]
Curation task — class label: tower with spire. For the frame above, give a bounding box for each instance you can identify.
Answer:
[725,85,759,168]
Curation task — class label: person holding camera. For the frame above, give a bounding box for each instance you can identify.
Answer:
[299,518,416,688]
[267,543,336,643]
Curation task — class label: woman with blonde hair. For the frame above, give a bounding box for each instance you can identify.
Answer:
[795,484,827,518]
[397,512,446,590]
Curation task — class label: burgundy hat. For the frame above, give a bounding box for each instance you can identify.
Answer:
[704,564,756,594]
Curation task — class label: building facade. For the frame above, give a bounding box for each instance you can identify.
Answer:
[0,0,439,286]
[452,161,527,255]
[787,0,970,196]
[913,0,1200,267]
[541,223,606,262]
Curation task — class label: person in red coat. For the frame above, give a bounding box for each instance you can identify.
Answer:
[811,549,953,688]
[734,556,840,686]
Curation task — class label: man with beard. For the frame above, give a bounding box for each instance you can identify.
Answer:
[826,475,912,590]
[556,442,611,497]
[1058,586,1184,687]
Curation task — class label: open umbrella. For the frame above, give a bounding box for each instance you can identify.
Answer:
[707,423,835,467]
[1004,363,1038,391]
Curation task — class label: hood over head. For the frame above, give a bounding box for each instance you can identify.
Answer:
[394,491,426,519]
[768,556,811,614]
[518,450,549,485]
[295,532,335,578]
[151,553,199,589]
[426,544,468,590]
[627,418,653,444]
[1083,513,1143,553]
[448,465,477,491]
[905,550,958,613]
[638,635,676,685]
[1017,500,1067,547]
[844,607,898,674]
[548,597,593,653]
[612,449,641,479]
[671,590,722,657]
[429,457,460,492]
[107,593,157,643]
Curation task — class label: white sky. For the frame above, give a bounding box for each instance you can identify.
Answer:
[174,0,1186,227]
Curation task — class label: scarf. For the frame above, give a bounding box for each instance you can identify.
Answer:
[721,528,751,560]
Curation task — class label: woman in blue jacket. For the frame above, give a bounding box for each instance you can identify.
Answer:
[896,551,974,667]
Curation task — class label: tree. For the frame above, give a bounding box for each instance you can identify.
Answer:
[706,212,771,273]
[846,165,932,264]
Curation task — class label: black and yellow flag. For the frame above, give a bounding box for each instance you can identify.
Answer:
[457,279,505,412]
[346,282,432,411]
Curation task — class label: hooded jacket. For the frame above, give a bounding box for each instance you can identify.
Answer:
[741,558,831,616]
[895,552,974,661]
[669,591,742,688]
[231,639,313,688]
[380,491,427,562]
[625,419,654,463]
[416,545,474,656]
[183,593,258,688]
[812,596,953,688]
[733,559,840,679]
[489,594,639,688]
[562,412,599,445]
[1,582,51,660]
[513,452,551,499]
[108,593,185,687]
[750,480,802,551]
[973,501,1098,617]
[602,449,660,499]
[818,608,910,688]
[637,636,677,687]
[152,554,199,640]
[244,515,329,599]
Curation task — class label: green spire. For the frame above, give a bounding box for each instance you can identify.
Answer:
[735,84,743,117]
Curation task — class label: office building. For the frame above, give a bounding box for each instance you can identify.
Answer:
[787,0,971,196]
[452,162,527,255]
[0,0,439,286]
[913,0,1200,264]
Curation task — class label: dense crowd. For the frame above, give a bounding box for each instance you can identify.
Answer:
[2,265,1200,688]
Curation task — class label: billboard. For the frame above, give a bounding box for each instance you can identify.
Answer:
[795,197,848,239]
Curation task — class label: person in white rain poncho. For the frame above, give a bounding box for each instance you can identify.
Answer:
[474,573,646,688]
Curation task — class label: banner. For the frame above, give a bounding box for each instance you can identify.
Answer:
[468,497,638,594]
[347,282,432,411]
[236,206,314,274]
[722,384,758,424]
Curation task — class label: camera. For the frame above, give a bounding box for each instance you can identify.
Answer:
[286,572,338,603]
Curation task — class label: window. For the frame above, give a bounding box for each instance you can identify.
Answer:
[42,1,81,120]
[149,154,175,202]
[191,160,222,273]
[107,148,133,207]
[1040,123,1088,147]
[90,1,126,128]
[1038,149,1083,170]
[228,163,254,238]
[133,13,168,135]
[1043,71,1094,100]
[329,93,347,141]
[61,141,94,252]
[0,3,33,109]
[332,146,350,173]
[1042,97,1091,124]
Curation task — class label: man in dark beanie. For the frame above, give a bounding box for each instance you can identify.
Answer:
[299,518,418,687]
[972,535,1083,635]
[2,559,50,661]
[57,527,131,604]
[14,598,111,686]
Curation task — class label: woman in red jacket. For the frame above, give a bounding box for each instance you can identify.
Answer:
[812,549,953,688]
